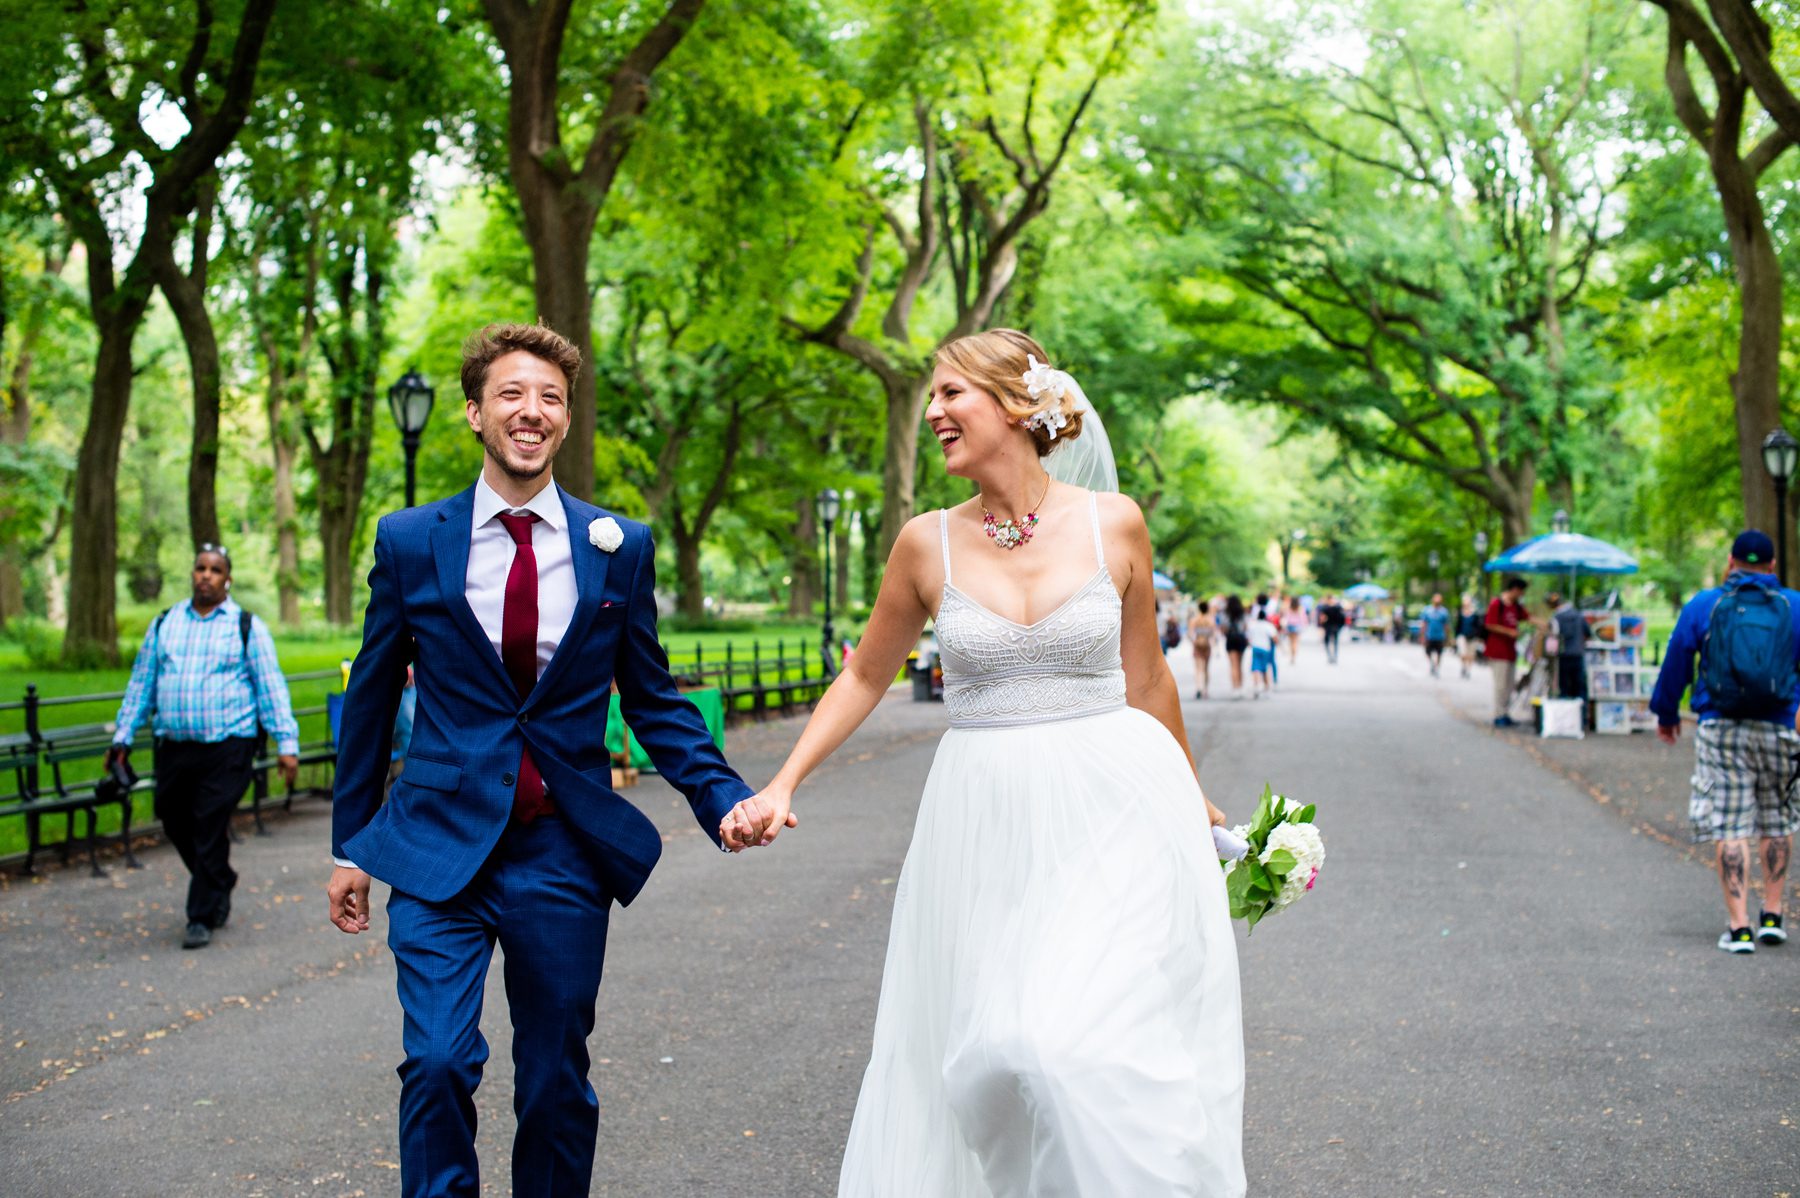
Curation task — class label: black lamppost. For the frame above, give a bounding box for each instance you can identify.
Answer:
[387,368,435,508]
[1763,430,1800,585]
[818,487,841,675]
[1473,530,1490,601]
[1428,549,1441,595]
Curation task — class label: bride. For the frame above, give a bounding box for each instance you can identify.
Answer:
[722,329,1246,1197]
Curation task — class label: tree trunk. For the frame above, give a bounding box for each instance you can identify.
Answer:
[319,495,354,626]
[788,496,819,617]
[674,523,705,619]
[879,373,929,555]
[523,209,600,500]
[1728,202,1787,561]
[836,517,852,613]
[65,312,146,664]
[272,421,301,626]
[156,190,224,550]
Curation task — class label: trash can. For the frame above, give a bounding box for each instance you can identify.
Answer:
[911,663,934,702]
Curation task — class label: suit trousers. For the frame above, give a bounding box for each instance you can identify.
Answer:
[152,736,256,927]
[387,814,612,1198]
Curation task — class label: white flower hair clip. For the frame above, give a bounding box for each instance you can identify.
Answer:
[1020,354,1074,440]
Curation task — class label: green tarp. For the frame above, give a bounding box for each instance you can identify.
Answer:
[604,688,725,773]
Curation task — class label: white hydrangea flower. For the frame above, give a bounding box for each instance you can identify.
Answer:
[1261,820,1325,909]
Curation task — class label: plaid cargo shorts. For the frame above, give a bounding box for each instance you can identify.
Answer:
[1689,719,1800,843]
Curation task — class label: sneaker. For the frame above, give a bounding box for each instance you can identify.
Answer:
[1756,911,1786,945]
[182,922,212,950]
[1718,926,1756,954]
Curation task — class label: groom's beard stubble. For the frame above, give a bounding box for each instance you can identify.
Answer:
[482,424,556,485]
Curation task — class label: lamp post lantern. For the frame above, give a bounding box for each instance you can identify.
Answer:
[1551,509,1571,535]
[387,368,436,508]
[1473,530,1490,602]
[818,488,842,675]
[1428,549,1440,594]
[1763,429,1799,586]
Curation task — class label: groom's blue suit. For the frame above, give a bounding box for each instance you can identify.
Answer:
[333,483,752,1197]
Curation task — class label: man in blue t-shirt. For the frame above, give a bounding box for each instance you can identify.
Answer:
[1650,530,1799,953]
[1419,592,1451,677]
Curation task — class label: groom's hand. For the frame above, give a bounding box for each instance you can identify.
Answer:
[721,788,797,851]
[327,866,373,934]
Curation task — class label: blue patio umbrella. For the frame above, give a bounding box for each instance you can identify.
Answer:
[1483,532,1638,576]
[1344,582,1390,601]
[1152,570,1177,591]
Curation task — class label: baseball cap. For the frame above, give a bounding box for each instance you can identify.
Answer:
[1732,529,1776,565]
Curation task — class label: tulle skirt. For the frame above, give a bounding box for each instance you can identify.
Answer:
[838,706,1246,1197]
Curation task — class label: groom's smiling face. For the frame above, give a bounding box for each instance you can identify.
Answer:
[468,350,571,483]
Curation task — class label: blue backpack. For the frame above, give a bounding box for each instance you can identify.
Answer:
[1703,578,1799,717]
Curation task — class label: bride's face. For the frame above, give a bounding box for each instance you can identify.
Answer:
[925,364,1027,478]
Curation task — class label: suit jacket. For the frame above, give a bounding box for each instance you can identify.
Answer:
[331,484,752,905]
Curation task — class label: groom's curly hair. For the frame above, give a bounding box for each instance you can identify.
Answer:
[460,321,583,404]
[935,328,1085,457]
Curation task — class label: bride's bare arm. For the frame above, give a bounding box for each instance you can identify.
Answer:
[720,514,938,850]
[1107,496,1226,827]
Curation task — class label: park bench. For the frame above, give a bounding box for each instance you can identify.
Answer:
[8,722,142,876]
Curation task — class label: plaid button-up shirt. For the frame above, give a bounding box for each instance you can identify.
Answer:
[112,599,300,755]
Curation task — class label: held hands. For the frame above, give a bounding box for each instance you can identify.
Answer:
[327,866,372,934]
[720,786,798,852]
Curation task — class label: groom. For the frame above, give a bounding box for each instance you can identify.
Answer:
[327,322,756,1197]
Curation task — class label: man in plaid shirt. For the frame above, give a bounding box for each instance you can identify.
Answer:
[108,545,299,949]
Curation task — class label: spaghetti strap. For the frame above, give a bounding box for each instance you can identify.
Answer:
[939,509,953,585]
[1088,491,1105,570]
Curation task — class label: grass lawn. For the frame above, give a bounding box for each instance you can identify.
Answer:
[0,617,851,859]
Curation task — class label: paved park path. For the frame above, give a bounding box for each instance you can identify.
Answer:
[2,636,1795,1196]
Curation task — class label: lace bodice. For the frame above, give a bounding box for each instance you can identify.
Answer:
[935,494,1127,729]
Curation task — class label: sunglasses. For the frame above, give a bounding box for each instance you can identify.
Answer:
[196,542,231,562]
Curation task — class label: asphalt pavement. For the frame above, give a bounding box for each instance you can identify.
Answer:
[2,636,1795,1196]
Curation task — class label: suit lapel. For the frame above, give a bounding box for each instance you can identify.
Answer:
[529,489,613,704]
[430,486,515,696]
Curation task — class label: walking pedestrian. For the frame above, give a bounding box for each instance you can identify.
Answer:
[108,545,299,949]
[1455,596,1483,679]
[1223,594,1249,697]
[1649,530,1797,953]
[1549,591,1588,701]
[1419,593,1450,677]
[1188,600,1217,699]
[1318,593,1347,663]
[1484,576,1531,727]
[1284,595,1305,665]
[1247,603,1277,699]
[1253,592,1279,685]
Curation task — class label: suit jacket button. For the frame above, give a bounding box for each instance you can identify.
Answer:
[518,712,529,725]
[502,772,515,787]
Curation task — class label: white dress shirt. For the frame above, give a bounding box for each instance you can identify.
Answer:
[333,476,577,872]
[468,474,578,678]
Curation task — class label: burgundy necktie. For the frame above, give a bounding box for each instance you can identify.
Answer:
[497,511,552,822]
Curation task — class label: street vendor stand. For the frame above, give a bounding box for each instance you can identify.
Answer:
[1483,531,1650,733]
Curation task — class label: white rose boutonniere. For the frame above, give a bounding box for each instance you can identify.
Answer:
[588,516,624,553]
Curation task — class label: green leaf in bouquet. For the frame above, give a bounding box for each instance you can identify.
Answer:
[1264,848,1296,876]
[1226,862,1255,913]
[1253,784,1273,829]
[1293,804,1316,824]
[1245,904,1266,934]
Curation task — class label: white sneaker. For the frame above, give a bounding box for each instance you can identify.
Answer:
[1718,927,1756,954]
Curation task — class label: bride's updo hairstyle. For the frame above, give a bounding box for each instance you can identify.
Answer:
[935,329,1085,457]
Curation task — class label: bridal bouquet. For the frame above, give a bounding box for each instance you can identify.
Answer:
[1211,786,1324,934]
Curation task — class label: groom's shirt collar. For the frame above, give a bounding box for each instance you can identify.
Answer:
[473,475,566,531]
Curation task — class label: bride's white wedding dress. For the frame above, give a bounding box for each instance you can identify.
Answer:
[838,494,1245,1197]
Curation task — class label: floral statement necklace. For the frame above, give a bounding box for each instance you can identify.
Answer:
[981,474,1052,551]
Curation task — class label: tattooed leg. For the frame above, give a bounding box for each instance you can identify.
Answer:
[1760,836,1790,916]
[1718,839,1751,928]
